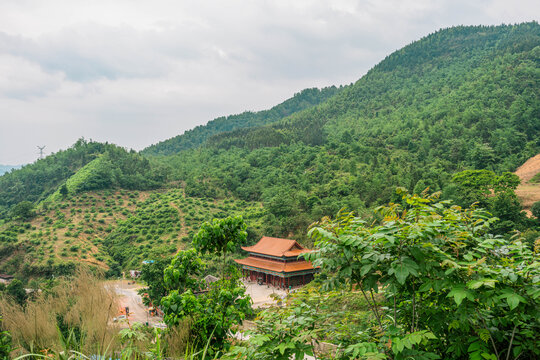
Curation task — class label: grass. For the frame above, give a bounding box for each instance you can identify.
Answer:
[0,268,118,355]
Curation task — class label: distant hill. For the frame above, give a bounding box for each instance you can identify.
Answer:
[515,153,540,216]
[0,140,166,219]
[0,165,22,175]
[142,86,343,156]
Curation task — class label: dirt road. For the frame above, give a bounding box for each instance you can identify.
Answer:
[110,280,165,328]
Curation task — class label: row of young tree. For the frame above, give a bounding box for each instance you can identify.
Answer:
[0,140,168,221]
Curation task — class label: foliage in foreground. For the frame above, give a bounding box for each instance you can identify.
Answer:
[160,249,252,354]
[226,190,539,359]
[0,269,118,356]
[224,299,323,360]
[302,189,539,359]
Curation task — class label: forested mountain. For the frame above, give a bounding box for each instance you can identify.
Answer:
[141,86,342,156]
[156,22,540,236]
[0,139,166,219]
[0,22,538,278]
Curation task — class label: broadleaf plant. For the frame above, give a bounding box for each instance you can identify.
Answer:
[304,189,539,359]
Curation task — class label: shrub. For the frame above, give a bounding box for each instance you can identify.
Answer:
[531,201,540,219]
[304,189,540,359]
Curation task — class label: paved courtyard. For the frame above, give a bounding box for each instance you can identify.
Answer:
[241,278,288,308]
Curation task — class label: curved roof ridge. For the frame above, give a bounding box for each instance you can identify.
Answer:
[241,236,307,257]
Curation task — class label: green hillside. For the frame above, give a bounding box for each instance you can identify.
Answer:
[141,86,342,156]
[0,22,538,278]
[154,23,539,238]
[0,188,266,277]
[0,140,167,219]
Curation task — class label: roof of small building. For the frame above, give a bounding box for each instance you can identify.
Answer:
[234,256,316,273]
[204,275,219,284]
[241,236,311,257]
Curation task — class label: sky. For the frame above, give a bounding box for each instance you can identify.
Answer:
[0,0,538,164]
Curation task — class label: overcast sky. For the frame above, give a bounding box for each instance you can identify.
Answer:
[0,0,538,164]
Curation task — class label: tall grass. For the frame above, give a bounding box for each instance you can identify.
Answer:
[162,318,191,357]
[0,268,216,359]
[0,268,119,355]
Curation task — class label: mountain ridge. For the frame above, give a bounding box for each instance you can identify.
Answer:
[142,86,343,156]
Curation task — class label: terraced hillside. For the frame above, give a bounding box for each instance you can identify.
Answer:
[0,23,538,280]
[0,189,265,277]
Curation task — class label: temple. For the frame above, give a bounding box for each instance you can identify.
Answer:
[234,236,318,288]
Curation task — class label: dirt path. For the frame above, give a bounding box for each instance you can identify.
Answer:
[110,280,165,328]
[514,154,540,216]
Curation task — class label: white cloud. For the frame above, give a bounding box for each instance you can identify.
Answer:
[0,55,64,98]
[0,0,538,163]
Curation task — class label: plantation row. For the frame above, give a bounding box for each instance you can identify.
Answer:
[0,188,266,277]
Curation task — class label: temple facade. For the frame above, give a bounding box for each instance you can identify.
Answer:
[234,236,318,288]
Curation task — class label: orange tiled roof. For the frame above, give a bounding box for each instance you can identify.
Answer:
[234,256,315,273]
[241,236,309,257]
[284,248,311,257]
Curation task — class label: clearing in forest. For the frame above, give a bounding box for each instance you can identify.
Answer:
[514,153,540,216]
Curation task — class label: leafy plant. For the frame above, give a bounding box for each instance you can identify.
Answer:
[161,266,252,353]
[0,318,13,360]
[305,189,540,359]
[224,300,321,360]
[193,216,247,275]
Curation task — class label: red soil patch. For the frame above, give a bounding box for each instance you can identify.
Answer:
[515,153,540,183]
[514,154,540,216]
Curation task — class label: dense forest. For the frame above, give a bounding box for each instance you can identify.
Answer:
[154,23,540,237]
[141,86,343,156]
[0,22,539,278]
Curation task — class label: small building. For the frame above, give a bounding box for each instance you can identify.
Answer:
[204,275,219,285]
[234,236,318,288]
[129,270,141,278]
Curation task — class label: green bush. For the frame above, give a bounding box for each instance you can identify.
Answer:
[304,190,540,359]
[531,201,540,219]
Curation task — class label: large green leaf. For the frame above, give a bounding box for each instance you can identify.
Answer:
[499,290,526,310]
[447,286,473,306]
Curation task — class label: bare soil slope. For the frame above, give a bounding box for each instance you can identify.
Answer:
[514,154,540,216]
